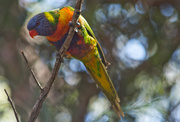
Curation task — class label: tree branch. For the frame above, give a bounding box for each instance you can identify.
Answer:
[21,51,43,91]
[4,89,19,122]
[58,0,84,59]
[27,0,84,121]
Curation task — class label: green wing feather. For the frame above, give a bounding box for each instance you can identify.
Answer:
[64,7,124,118]
[80,16,109,67]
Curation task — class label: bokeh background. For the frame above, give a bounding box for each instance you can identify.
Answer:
[1,0,180,122]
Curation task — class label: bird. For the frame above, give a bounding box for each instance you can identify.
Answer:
[27,6,124,119]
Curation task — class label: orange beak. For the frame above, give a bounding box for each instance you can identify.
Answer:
[29,30,38,39]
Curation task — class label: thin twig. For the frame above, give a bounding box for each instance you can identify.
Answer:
[21,51,43,91]
[4,89,20,122]
[168,100,180,117]
[165,100,180,121]
[170,101,180,113]
[27,0,84,121]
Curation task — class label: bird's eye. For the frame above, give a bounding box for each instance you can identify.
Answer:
[36,21,40,25]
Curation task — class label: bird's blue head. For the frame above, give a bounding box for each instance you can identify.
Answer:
[27,11,59,38]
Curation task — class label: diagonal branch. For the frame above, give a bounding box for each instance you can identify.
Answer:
[4,89,20,122]
[27,0,84,121]
[21,51,43,91]
[57,0,84,59]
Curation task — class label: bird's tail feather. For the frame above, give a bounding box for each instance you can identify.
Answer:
[82,57,124,119]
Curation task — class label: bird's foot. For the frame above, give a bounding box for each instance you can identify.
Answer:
[56,52,64,62]
[69,21,80,27]
[105,61,111,68]
[69,21,81,30]
[69,21,82,36]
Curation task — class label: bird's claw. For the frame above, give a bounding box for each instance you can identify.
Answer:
[76,22,81,28]
[56,52,64,62]
[96,84,99,88]
[68,21,73,27]
[105,61,111,68]
[69,21,81,28]
[69,21,81,33]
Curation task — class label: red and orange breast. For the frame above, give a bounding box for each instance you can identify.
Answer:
[47,7,94,59]
[48,32,93,59]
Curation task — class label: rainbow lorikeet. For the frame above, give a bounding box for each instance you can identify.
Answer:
[27,6,124,118]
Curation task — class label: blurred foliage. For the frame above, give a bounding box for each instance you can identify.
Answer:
[1,0,180,122]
